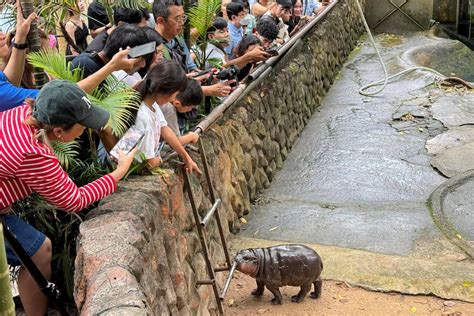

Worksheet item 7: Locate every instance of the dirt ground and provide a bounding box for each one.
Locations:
[225,272,474,315]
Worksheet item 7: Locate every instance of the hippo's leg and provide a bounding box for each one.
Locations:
[291,282,311,303]
[251,280,265,297]
[266,285,283,305]
[310,276,322,299]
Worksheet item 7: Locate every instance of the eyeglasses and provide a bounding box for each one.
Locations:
[169,14,188,24]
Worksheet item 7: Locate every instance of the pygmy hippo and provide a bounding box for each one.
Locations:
[234,244,323,305]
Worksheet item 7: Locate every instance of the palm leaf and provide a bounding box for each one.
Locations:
[99,0,148,10]
[35,0,78,33]
[27,50,84,82]
[51,141,80,170]
[188,0,222,38]
[188,0,221,68]
[89,78,141,137]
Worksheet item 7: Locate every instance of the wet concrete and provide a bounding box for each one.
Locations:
[235,33,474,301]
[241,33,451,256]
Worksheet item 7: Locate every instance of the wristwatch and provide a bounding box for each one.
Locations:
[13,42,28,50]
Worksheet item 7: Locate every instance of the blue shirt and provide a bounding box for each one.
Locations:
[302,0,321,16]
[225,22,243,58]
[0,72,39,112]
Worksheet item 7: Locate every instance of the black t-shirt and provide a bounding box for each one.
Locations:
[70,53,106,78]
[87,1,109,31]
[85,30,109,53]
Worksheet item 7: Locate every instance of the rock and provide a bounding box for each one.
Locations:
[430,142,474,177]
[443,301,456,307]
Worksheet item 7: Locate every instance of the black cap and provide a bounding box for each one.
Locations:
[33,80,110,129]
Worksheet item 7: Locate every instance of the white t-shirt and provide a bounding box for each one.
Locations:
[204,43,226,69]
[113,70,142,87]
[134,101,168,159]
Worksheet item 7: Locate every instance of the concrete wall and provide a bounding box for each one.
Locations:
[364,0,433,33]
[432,0,458,23]
[73,0,366,314]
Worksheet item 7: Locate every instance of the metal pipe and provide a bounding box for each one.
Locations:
[201,199,222,227]
[195,84,246,134]
[214,266,230,272]
[219,261,238,300]
[196,280,215,285]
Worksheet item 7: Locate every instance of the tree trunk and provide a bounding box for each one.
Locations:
[21,0,48,88]
[0,225,15,316]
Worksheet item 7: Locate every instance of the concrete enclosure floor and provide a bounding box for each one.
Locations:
[230,32,474,306]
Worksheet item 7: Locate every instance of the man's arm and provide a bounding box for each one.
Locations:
[76,48,140,93]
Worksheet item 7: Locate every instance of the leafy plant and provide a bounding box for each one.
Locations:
[188,0,222,69]
[27,50,84,82]
[97,0,149,26]
[51,141,80,170]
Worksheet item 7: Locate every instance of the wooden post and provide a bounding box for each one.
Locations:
[0,224,15,316]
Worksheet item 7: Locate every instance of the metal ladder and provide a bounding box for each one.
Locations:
[181,138,237,315]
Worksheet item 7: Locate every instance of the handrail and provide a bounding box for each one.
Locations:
[194,0,339,135]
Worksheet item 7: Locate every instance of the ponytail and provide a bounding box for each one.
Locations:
[135,60,187,100]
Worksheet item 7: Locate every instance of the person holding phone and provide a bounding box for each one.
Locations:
[71,24,151,80]
[0,80,138,316]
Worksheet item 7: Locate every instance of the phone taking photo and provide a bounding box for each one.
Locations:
[109,127,145,162]
[128,42,156,58]
[266,48,279,57]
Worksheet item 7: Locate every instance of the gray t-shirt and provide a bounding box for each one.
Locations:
[161,103,180,136]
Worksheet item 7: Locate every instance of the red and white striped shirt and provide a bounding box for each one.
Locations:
[0,104,117,213]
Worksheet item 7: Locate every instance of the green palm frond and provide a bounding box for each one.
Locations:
[35,0,78,33]
[100,0,148,10]
[89,78,141,137]
[52,141,80,170]
[27,50,84,82]
[188,0,221,68]
[188,0,221,39]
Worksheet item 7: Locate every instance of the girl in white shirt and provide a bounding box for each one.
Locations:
[133,60,201,173]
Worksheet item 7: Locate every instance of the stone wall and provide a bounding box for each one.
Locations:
[74,0,365,314]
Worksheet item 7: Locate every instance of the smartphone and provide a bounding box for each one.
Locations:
[266,48,279,57]
[128,42,156,58]
[109,127,145,161]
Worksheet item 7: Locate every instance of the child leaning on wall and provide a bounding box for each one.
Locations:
[133,60,201,173]
[161,78,204,146]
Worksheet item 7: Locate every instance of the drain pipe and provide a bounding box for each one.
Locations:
[194,1,338,135]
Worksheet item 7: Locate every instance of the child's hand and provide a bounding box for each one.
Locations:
[184,158,202,175]
[147,156,162,169]
[187,132,200,144]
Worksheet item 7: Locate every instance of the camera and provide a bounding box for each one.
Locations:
[215,65,240,81]
[202,65,240,87]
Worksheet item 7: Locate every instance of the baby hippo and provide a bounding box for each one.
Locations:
[235,244,323,305]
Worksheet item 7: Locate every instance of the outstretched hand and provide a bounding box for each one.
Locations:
[15,1,37,44]
[110,48,141,72]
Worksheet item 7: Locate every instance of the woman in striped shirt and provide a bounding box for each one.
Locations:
[0,78,137,315]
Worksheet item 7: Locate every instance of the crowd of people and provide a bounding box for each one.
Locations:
[0,0,332,314]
